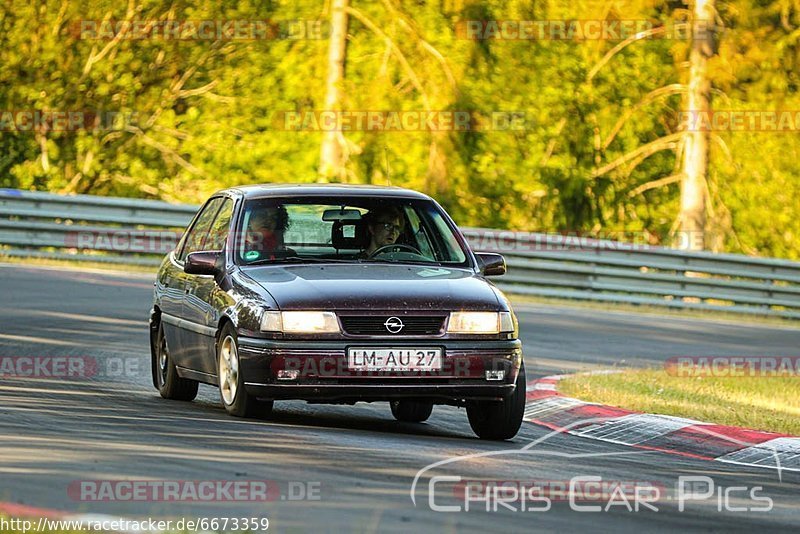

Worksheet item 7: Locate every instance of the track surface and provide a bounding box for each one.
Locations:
[0,264,798,533]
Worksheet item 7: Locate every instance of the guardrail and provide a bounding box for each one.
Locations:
[0,188,195,266]
[465,230,800,319]
[1,188,799,319]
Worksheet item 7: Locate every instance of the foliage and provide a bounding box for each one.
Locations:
[0,0,798,258]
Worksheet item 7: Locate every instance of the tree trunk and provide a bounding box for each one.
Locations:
[319,0,349,182]
[679,0,715,251]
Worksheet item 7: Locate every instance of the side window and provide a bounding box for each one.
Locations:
[204,198,234,251]
[177,197,223,262]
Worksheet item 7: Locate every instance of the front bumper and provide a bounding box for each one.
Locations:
[237,337,523,402]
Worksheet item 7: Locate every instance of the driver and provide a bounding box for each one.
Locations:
[363,207,405,257]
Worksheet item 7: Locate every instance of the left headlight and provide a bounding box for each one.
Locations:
[447,311,515,334]
[260,311,340,333]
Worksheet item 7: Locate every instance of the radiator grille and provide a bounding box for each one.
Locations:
[339,315,446,336]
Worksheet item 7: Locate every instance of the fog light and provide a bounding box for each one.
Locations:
[485,370,505,381]
[277,370,300,380]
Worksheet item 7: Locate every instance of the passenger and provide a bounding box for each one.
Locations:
[244,205,293,260]
[363,206,405,256]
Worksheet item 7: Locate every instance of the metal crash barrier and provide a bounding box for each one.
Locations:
[1,188,798,319]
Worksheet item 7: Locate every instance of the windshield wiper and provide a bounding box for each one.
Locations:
[359,258,443,266]
[245,256,355,266]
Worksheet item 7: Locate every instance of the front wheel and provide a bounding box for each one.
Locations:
[466,363,526,440]
[153,322,198,401]
[390,400,433,423]
[217,324,273,418]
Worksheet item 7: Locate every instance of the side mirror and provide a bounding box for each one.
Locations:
[185,251,223,276]
[475,252,506,276]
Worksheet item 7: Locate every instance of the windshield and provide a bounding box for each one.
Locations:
[235,196,469,267]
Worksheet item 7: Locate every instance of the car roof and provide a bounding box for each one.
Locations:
[221,183,432,200]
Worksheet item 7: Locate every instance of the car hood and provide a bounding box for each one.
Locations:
[241,263,501,311]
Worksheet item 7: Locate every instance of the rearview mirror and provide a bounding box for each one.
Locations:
[322,208,363,222]
[475,252,506,276]
[185,251,223,276]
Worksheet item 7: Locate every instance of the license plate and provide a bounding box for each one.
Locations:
[347,348,442,371]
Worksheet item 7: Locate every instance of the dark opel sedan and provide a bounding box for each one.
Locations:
[150,184,525,439]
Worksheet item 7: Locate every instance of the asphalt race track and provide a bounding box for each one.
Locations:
[1,263,799,533]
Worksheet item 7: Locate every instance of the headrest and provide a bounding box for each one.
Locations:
[331,220,370,250]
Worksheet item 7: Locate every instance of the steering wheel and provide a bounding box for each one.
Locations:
[368,243,422,258]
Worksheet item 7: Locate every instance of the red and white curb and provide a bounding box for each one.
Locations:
[525,374,800,474]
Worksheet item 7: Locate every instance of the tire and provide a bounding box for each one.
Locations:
[217,324,273,418]
[153,322,199,401]
[466,363,526,440]
[390,400,434,423]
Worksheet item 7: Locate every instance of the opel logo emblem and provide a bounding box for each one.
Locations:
[384,316,404,334]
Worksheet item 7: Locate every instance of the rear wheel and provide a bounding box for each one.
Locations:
[218,324,273,418]
[466,363,526,440]
[390,400,434,423]
[153,322,198,401]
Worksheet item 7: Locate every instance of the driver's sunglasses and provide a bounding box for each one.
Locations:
[377,222,402,233]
